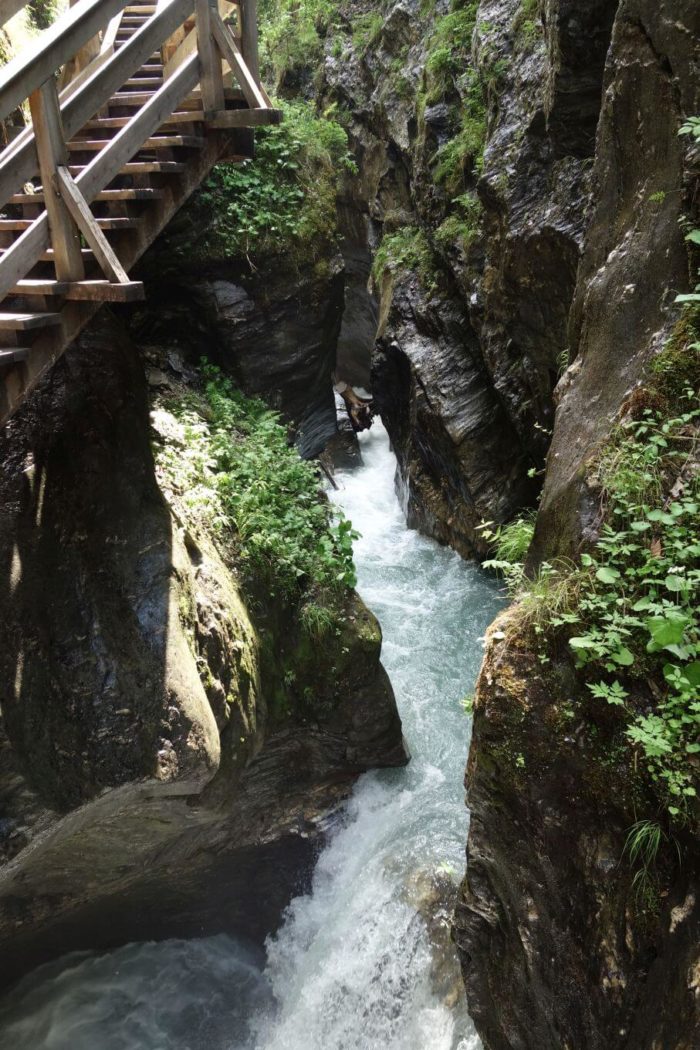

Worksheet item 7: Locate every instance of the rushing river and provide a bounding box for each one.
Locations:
[0,423,503,1050]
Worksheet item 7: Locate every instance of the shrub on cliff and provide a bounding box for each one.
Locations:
[482,319,700,821]
[154,364,357,601]
[189,99,354,269]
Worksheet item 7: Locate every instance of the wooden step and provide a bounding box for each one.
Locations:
[0,217,140,231]
[122,77,163,88]
[109,88,243,107]
[12,279,145,302]
[9,188,165,204]
[83,112,205,130]
[0,312,61,330]
[68,135,204,151]
[0,348,29,364]
[124,4,156,12]
[113,161,187,174]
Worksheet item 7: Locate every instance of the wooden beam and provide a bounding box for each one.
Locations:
[210,8,265,109]
[208,107,281,128]
[0,0,195,208]
[239,0,259,86]
[55,166,131,284]
[0,0,130,121]
[12,279,145,302]
[28,80,85,283]
[195,0,225,113]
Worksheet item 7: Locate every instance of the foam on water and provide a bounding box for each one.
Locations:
[0,423,503,1050]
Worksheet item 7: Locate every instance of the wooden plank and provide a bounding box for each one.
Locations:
[13,278,145,301]
[0,348,29,364]
[28,79,85,283]
[10,188,165,203]
[55,166,131,284]
[83,111,204,128]
[0,0,130,121]
[210,8,265,110]
[0,217,140,230]
[101,10,125,56]
[208,107,281,128]
[196,0,225,113]
[239,0,259,87]
[67,135,204,149]
[0,312,62,330]
[0,0,194,208]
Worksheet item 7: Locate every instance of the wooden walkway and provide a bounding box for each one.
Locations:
[0,0,279,423]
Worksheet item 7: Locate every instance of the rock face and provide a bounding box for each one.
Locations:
[454,1,700,1048]
[455,613,700,1050]
[373,270,532,558]
[133,220,346,460]
[0,313,406,988]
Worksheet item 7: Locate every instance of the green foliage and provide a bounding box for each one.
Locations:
[299,600,335,641]
[434,191,482,251]
[259,0,339,87]
[372,226,437,291]
[155,365,357,600]
[481,512,536,567]
[558,397,700,811]
[432,70,486,192]
[512,0,541,43]
[424,1,479,105]
[352,12,383,53]
[192,100,353,266]
[676,117,700,305]
[623,819,674,907]
[28,0,61,31]
[483,323,700,817]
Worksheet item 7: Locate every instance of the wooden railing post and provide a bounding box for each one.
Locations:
[196,0,225,114]
[28,78,85,282]
[239,0,259,85]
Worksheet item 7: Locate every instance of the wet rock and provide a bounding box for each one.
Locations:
[373,271,534,557]
[454,611,700,1050]
[0,313,406,989]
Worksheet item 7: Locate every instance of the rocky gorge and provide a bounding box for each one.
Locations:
[0,0,698,1048]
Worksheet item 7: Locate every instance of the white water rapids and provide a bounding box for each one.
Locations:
[0,423,503,1050]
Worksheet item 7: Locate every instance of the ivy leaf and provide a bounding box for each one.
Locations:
[611,647,635,666]
[685,230,700,245]
[664,574,687,591]
[645,612,690,651]
[596,566,621,584]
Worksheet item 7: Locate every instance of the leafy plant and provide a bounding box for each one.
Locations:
[188,100,354,267]
[154,364,358,601]
[372,226,438,292]
[675,116,700,305]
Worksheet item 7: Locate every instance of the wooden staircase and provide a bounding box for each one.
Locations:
[0,0,279,423]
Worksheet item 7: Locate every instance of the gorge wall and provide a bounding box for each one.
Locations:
[0,0,697,1045]
[265,0,700,1046]
[0,312,406,987]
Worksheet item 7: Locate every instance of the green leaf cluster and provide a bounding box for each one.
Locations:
[675,117,700,306]
[190,100,354,267]
[557,399,700,810]
[372,226,438,292]
[155,365,357,601]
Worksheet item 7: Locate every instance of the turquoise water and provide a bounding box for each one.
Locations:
[0,423,503,1050]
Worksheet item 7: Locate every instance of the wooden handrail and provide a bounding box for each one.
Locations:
[0,54,199,302]
[0,0,194,207]
[0,0,129,121]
